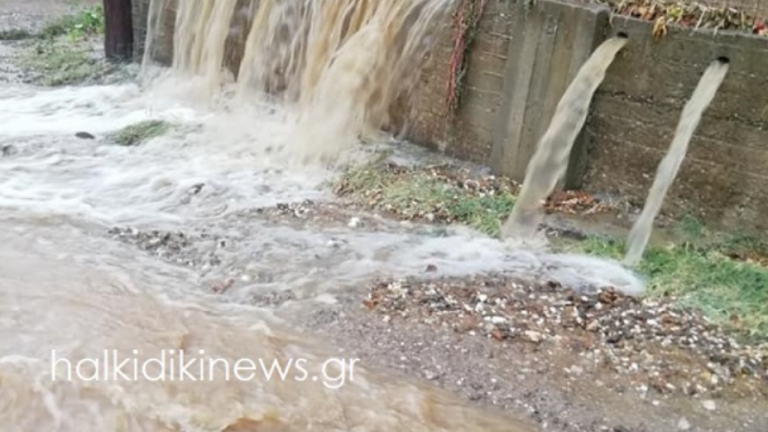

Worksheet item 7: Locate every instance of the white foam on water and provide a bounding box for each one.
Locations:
[0,81,333,227]
[0,76,644,299]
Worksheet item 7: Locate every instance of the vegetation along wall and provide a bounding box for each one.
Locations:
[132,0,768,234]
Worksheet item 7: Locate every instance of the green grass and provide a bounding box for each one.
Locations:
[567,236,768,340]
[334,161,768,340]
[38,3,104,41]
[0,29,35,41]
[110,120,172,146]
[20,38,102,86]
[336,163,516,236]
[13,3,106,86]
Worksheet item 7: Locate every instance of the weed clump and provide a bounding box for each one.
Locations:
[111,120,171,147]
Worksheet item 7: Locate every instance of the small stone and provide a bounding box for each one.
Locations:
[1,144,17,156]
[701,400,716,411]
[677,417,691,430]
[523,330,545,343]
[75,131,95,139]
[348,217,362,228]
[425,264,438,272]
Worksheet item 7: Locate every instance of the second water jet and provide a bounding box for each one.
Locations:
[624,58,730,266]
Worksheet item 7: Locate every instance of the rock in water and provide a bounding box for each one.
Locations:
[75,131,95,139]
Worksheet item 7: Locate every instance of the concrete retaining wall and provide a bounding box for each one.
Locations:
[586,18,768,230]
[131,0,768,233]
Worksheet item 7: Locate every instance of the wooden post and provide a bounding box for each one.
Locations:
[103,0,134,62]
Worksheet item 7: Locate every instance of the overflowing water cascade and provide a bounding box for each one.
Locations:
[624,58,730,266]
[142,0,452,163]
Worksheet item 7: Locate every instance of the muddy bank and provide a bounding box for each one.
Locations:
[303,285,768,432]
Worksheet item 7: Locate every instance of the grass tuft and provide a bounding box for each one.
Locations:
[111,120,171,147]
[0,29,35,41]
[20,38,102,86]
[335,162,516,236]
[38,4,104,40]
[13,3,107,86]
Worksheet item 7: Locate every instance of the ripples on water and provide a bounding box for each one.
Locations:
[0,73,643,431]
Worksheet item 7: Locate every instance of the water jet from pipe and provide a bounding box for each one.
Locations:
[500,36,628,242]
[624,59,729,266]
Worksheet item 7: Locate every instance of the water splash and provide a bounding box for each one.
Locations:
[143,0,452,163]
[500,36,628,241]
[624,58,729,266]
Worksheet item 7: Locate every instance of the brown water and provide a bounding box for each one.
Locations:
[624,58,729,266]
[500,36,628,242]
[0,2,651,430]
[143,0,448,164]
[0,221,539,432]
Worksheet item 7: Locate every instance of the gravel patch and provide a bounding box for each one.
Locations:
[363,275,768,399]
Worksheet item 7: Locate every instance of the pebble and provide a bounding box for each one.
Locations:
[523,330,545,343]
[701,399,717,411]
[677,417,692,430]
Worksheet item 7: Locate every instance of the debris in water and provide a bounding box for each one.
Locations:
[0,144,17,157]
[211,278,235,294]
[250,290,297,307]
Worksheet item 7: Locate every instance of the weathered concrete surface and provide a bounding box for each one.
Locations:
[488,0,611,186]
[584,18,768,231]
[405,0,768,233]
[403,0,512,164]
[404,0,618,188]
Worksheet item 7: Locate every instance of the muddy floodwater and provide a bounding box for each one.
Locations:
[0,73,560,431]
